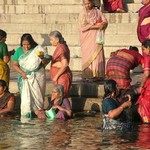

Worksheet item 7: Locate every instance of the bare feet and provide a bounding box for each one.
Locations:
[35,110,46,119]
[116,8,126,13]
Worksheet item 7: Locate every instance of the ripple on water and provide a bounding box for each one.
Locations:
[0,113,149,149]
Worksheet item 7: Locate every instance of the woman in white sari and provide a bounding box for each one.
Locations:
[13,34,51,119]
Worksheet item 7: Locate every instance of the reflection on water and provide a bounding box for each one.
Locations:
[0,113,150,149]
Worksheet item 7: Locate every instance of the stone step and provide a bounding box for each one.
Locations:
[0,0,82,5]
[125,0,142,3]
[5,32,140,47]
[1,22,138,35]
[0,13,139,24]
[127,3,142,12]
[9,70,142,99]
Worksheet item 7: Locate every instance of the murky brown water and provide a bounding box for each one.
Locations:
[0,112,150,150]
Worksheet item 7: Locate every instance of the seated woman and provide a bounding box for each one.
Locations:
[0,80,15,117]
[102,79,133,131]
[47,84,72,120]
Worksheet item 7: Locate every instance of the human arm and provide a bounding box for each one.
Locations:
[52,98,72,117]
[13,61,27,79]
[2,43,10,63]
[52,58,69,82]
[0,96,15,115]
[108,100,132,119]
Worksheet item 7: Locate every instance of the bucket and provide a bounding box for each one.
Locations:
[45,109,56,120]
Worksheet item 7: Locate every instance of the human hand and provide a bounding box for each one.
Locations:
[52,105,59,110]
[122,100,132,109]
[21,72,28,79]
[52,75,58,82]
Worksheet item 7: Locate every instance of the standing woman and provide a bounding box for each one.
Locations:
[49,31,72,98]
[0,29,10,86]
[13,33,50,119]
[79,0,108,81]
[137,39,150,123]
[137,0,150,44]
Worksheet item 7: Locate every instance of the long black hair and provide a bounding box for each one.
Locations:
[0,29,7,41]
[103,79,117,98]
[142,39,150,48]
[20,33,38,49]
[0,80,8,91]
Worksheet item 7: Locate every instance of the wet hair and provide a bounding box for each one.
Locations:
[142,39,150,48]
[129,46,139,52]
[0,80,8,91]
[20,33,38,49]
[0,29,7,40]
[103,79,117,98]
[49,30,67,45]
[53,84,64,106]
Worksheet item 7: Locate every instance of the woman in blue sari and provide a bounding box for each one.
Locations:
[102,79,133,131]
[13,34,50,119]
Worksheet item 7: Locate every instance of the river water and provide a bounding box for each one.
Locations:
[0,112,150,150]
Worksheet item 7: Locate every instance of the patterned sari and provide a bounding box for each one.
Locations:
[79,8,107,79]
[17,45,46,117]
[50,44,72,97]
[137,2,150,43]
[106,49,143,90]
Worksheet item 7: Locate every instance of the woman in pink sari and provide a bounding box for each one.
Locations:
[79,0,108,81]
[49,31,72,97]
[137,0,150,43]
[137,39,150,123]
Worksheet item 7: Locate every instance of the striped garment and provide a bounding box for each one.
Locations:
[106,55,135,90]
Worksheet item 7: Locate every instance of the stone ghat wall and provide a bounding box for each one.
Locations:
[0,0,142,71]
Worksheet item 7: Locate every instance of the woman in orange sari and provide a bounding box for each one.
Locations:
[79,0,108,81]
[49,31,72,97]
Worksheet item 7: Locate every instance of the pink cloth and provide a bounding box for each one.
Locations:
[138,55,150,123]
[50,44,72,97]
[137,2,150,43]
[79,8,107,79]
[103,0,124,12]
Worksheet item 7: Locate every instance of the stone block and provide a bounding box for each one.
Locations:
[24,5,42,14]
[45,13,79,24]
[105,34,141,46]
[105,24,117,35]
[117,23,137,34]
[0,14,11,23]
[5,5,16,14]
[104,13,139,23]
[127,3,142,12]
[44,5,82,14]
[17,0,82,5]
[15,5,25,13]
[10,14,45,23]
[0,5,4,13]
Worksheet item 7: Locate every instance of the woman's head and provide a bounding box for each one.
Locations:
[0,29,7,42]
[0,80,8,95]
[51,84,64,101]
[104,79,117,98]
[49,31,66,46]
[129,46,139,52]
[83,0,94,10]
[20,33,38,51]
[142,39,150,55]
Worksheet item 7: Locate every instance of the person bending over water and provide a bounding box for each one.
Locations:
[13,33,51,119]
[101,79,133,131]
[0,80,15,117]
